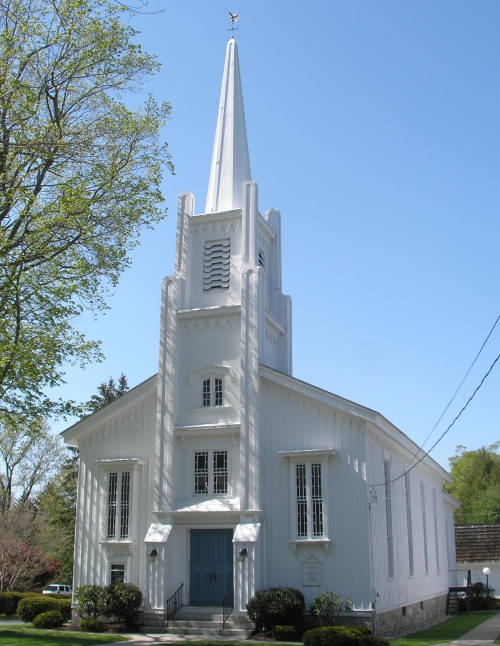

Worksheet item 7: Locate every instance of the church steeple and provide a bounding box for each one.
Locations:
[205,38,252,213]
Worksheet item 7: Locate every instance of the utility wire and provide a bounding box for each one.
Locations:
[406,314,500,472]
[370,348,500,490]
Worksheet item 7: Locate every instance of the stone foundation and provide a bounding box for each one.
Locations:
[374,594,448,638]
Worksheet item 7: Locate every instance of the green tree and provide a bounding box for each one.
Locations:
[38,373,129,581]
[84,373,129,413]
[0,0,172,421]
[445,443,500,524]
[37,448,78,583]
[0,505,58,591]
[0,415,65,513]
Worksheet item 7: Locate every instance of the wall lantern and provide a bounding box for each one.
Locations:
[149,548,158,563]
[238,548,248,561]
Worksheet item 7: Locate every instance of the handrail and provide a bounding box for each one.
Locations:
[222,589,234,628]
[165,583,183,626]
[448,569,471,588]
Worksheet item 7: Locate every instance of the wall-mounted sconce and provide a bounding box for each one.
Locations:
[238,548,248,562]
[149,548,158,563]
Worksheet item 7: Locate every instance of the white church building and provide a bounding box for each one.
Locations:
[63,38,459,636]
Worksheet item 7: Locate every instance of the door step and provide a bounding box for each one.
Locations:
[141,606,255,637]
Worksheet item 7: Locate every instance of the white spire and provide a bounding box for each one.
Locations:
[205,38,252,213]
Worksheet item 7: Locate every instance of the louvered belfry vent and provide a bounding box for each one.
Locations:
[203,239,230,290]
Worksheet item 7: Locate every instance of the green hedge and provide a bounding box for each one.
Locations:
[304,625,375,646]
[5,591,27,615]
[273,624,301,641]
[58,598,72,622]
[33,610,64,629]
[104,582,142,626]
[17,596,62,623]
[359,637,390,646]
[0,592,13,615]
[247,587,305,631]
[80,618,106,632]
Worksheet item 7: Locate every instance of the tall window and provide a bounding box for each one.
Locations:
[296,463,323,539]
[384,459,394,578]
[194,450,228,496]
[432,489,440,573]
[107,471,130,540]
[405,472,414,576]
[110,563,125,584]
[421,481,429,575]
[202,377,223,407]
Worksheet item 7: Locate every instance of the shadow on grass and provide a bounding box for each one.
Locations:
[0,625,127,646]
[390,612,498,646]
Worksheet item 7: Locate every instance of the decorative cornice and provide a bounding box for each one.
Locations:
[99,541,136,559]
[279,449,336,459]
[186,364,237,384]
[182,316,239,334]
[191,218,241,238]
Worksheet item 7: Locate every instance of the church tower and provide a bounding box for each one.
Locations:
[152,37,292,610]
[65,35,457,636]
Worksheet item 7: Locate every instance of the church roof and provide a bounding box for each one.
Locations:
[455,524,500,563]
[205,38,251,213]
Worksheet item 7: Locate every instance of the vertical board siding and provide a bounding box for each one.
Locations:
[365,431,450,612]
[74,393,156,592]
[260,379,372,609]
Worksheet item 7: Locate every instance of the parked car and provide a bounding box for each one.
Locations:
[42,583,73,596]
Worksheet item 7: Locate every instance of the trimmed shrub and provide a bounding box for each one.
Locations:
[359,637,389,646]
[104,582,142,626]
[310,591,353,626]
[6,591,26,615]
[0,592,13,615]
[470,582,497,610]
[304,625,372,646]
[273,624,301,641]
[33,610,64,629]
[80,618,106,632]
[17,596,61,623]
[58,598,72,622]
[75,585,106,620]
[247,587,305,631]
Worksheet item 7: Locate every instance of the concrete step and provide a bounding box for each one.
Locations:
[141,605,255,637]
[165,626,254,637]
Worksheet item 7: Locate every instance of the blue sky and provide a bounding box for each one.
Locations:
[52,1,500,472]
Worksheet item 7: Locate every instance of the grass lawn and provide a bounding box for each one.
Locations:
[0,624,129,645]
[389,611,498,645]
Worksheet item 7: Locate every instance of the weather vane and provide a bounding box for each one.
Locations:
[228,12,239,37]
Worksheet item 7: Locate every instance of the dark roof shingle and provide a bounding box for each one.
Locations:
[455,524,500,563]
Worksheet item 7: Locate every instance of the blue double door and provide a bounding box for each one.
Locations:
[190,529,233,605]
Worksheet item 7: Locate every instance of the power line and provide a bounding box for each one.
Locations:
[370,348,500,490]
[407,314,500,472]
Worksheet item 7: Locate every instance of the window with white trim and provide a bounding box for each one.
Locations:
[296,462,324,538]
[202,377,223,407]
[421,480,429,575]
[279,449,334,543]
[110,563,125,584]
[107,471,130,540]
[405,472,415,577]
[194,450,228,496]
[432,488,440,573]
[384,459,394,578]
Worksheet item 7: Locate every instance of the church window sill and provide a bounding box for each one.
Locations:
[290,539,332,552]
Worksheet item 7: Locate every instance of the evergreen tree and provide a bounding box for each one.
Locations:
[38,374,129,581]
[84,374,129,413]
